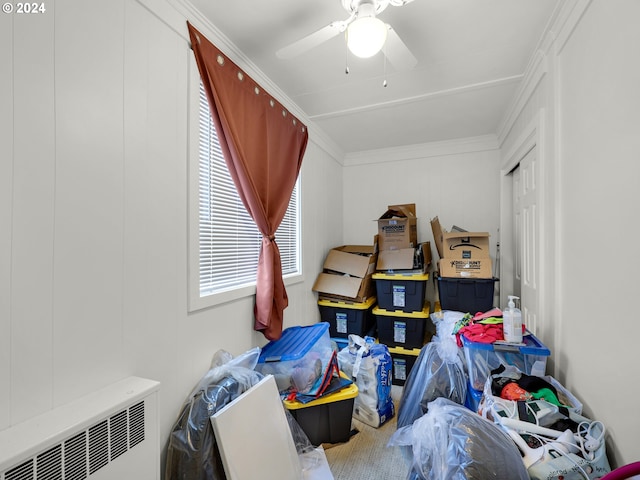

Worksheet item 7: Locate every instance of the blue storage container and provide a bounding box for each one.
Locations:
[464,381,483,412]
[461,330,550,391]
[257,323,333,393]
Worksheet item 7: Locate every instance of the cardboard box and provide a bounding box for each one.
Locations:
[442,231,490,259]
[377,204,418,251]
[430,216,445,259]
[376,242,432,273]
[431,216,493,278]
[312,244,378,302]
[438,258,492,278]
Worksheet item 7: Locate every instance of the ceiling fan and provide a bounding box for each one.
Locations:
[276,0,418,71]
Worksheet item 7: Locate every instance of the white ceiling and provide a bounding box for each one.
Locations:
[186,0,560,154]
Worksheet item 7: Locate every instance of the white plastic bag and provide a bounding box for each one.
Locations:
[338,335,394,428]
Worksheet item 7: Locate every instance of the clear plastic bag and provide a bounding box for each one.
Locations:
[389,397,530,480]
[397,313,468,429]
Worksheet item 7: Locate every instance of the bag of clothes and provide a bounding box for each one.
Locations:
[389,397,529,480]
[397,311,468,429]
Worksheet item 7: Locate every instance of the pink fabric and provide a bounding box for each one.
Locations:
[188,23,308,340]
[600,462,640,480]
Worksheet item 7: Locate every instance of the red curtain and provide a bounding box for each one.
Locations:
[188,23,308,340]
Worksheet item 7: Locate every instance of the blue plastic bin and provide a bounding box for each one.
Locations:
[461,330,550,391]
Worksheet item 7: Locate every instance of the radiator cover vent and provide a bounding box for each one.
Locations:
[1,401,145,480]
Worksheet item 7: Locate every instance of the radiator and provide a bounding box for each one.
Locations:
[0,376,160,480]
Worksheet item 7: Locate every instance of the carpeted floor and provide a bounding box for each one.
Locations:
[323,385,410,480]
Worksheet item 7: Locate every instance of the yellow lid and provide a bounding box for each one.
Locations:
[372,272,429,281]
[317,296,376,309]
[283,373,358,410]
[373,301,431,318]
[388,346,422,356]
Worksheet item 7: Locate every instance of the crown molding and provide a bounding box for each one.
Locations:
[343,134,499,167]
[496,0,592,146]
[137,0,346,163]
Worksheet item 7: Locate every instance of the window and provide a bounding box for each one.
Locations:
[189,78,301,310]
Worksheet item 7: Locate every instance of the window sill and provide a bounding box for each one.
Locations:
[188,273,304,313]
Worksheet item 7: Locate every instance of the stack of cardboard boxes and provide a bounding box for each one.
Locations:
[313,204,434,386]
[430,216,497,314]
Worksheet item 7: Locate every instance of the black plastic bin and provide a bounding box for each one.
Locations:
[437,277,498,314]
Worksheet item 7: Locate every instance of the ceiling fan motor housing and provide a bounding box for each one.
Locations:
[342,0,390,17]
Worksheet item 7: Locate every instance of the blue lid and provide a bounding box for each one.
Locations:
[461,330,550,356]
[258,322,330,363]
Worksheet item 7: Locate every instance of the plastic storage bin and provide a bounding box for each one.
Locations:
[256,322,333,393]
[373,272,429,313]
[283,378,358,446]
[388,346,421,386]
[461,331,551,391]
[374,302,431,349]
[437,276,498,314]
[318,296,376,338]
[464,380,483,412]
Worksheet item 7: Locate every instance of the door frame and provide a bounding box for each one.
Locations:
[499,110,546,312]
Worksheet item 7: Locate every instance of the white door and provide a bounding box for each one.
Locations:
[513,146,540,335]
[512,165,522,300]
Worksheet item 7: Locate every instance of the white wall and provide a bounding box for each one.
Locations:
[556,0,640,466]
[499,0,640,466]
[3,0,639,473]
[342,139,502,304]
[0,0,342,472]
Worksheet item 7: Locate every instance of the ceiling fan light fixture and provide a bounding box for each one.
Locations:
[346,16,388,58]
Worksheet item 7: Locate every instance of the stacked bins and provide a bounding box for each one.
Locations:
[387,346,421,386]
[373,271,431,383]
[317,296,377,340]
[437,276,498,314]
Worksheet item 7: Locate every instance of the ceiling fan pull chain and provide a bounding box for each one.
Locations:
[383,42,388,87]
[345,43,350,74]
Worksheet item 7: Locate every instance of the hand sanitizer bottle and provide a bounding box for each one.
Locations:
[503,295,523,343]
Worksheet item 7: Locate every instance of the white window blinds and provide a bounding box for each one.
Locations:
[198,84,300,297]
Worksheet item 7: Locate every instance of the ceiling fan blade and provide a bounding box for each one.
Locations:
[389,0,416,6]
[276,22,345,60]
[383,26,418,70]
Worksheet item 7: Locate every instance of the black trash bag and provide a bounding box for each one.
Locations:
[164,348,263,480]
[389,397,529,480]
[397,316,467,429]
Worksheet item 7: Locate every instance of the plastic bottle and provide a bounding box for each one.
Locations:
[503,295,523,343]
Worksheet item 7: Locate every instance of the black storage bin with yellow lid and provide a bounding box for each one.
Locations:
[317,296,376,338]
[373,271,429,313]
[374,302,431,350]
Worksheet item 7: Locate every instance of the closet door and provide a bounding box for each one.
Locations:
[515,146,540,335]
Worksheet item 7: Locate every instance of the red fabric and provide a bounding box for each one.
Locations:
[188,23,309,340]
[458,323,504,344]
[500,382,532,401]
